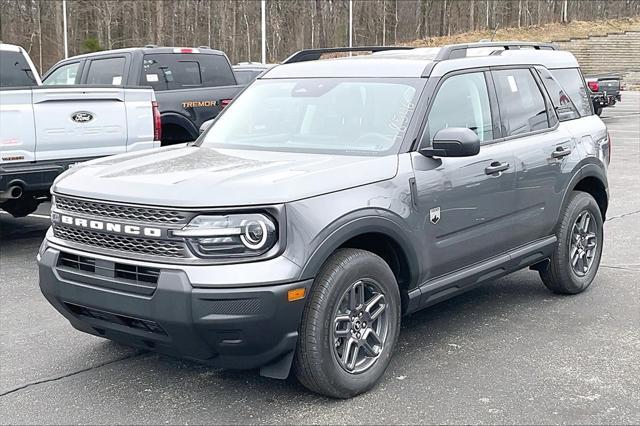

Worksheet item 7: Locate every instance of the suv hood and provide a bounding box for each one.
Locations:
[53,145,399,207]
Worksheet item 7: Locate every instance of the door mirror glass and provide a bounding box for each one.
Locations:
[420,127,480,157]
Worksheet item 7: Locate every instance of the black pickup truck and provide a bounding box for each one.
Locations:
[586,74,622,115]
[42,46,243,144]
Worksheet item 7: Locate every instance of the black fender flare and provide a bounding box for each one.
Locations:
[161,112,199,140]
[556,160,609,224]
[298,210,422,289]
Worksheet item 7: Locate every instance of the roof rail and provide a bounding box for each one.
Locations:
[435,41,558,60]
[282,46,414,64]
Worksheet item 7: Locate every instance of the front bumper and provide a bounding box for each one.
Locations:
[38,245,312,372]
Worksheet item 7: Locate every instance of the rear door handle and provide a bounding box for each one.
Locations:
[484,161,510,175]
[551,146,572,159]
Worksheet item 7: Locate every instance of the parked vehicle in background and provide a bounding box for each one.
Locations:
[42,46,243,145]
[586,74,622,115]
[232,62,275,85]
[0,43,41,87]
[39,43,609,399]
[1,43,160,218]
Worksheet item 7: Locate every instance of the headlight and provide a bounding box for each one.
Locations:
[173,213,277,258]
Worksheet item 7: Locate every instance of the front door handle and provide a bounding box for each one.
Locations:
[485,161,510,175]
[551,146,572,159]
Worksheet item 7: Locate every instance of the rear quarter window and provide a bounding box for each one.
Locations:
[550,68,593,117]
[141,53,236,91]
[536,67,580,122]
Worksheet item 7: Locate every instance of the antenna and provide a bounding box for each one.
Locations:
[490,24,500,42]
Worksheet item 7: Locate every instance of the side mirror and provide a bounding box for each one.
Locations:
[419,127,481,157]
[199,119,214,134]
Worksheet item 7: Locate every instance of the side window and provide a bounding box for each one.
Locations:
[86,57,126,85]
[492,68,549,137]
[425,72,493,144]
[43,62,80,85]
[550,68,592,117]
[536,67,580,122]
[141,54,235,91]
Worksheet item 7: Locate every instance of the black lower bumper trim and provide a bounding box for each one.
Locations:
[38,248,312,370]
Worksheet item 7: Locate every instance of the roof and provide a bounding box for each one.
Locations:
[262,42,579,79]
[61,46,227,61]
[0,43,23,52]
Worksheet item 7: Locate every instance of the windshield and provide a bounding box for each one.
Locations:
[199,78,424,155]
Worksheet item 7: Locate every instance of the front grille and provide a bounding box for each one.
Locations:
[55,195,188,225]
[58,251,160,286]
[115,263,160,284]
[58,252,96,273]
[53,225,187,258]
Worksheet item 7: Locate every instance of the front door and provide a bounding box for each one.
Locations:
[412,71,517,282]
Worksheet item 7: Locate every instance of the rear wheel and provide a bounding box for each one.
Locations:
[594,105,603,116]
[294,248,401,398]
[540,191,603,294]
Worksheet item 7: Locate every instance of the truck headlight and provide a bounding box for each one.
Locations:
[172,213,277,258]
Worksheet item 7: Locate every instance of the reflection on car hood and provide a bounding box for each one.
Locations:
[53,145,399,207]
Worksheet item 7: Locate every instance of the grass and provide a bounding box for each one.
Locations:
[405,17,640,47]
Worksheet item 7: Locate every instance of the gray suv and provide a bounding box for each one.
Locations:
[38,43,610,398]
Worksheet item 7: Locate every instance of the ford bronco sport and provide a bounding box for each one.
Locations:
[38,43,610,398]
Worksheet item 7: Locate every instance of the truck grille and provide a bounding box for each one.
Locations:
[53,225,187,258]
[55,195,188,225]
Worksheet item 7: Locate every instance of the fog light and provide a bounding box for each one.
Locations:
[288,287,306,302]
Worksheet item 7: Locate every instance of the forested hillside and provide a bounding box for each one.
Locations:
[1,0,639,74]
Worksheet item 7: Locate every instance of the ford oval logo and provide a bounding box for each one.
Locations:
[71,111,94,123]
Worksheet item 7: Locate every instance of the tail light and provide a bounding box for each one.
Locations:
[587,81,599,92]
[220,99,232,109]
[152,101,162,142]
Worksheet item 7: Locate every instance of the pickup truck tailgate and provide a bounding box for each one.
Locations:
[32,87,128,161]
[598,78,620,96]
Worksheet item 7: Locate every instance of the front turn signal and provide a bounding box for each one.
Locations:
[287,288,306,302]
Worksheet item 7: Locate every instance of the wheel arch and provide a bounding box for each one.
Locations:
[299,214,421,313]
[161,112,199,143]
[562,162,609,222]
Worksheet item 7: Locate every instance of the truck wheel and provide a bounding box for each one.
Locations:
[540,192,603,294]
[1,196,39,218]
[294,248,401,398]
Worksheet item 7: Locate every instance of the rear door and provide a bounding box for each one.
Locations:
[492,67,575,241]
[31,87,128,161]
[412,70,518,280]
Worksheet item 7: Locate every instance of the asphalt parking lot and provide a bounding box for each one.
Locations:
[1,93,638,425]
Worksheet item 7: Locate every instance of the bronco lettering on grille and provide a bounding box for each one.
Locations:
[57,214,162,238]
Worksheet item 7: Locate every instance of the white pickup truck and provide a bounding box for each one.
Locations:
[0,43,161,217]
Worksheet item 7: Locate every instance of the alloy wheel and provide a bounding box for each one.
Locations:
[331,278,389,374]
[570,210,598,277]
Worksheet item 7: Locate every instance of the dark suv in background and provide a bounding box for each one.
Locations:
[42,46,243,145]
[39,43,609,399]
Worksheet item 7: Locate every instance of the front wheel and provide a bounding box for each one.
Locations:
[540,191,604,294]
[293,248,401,398]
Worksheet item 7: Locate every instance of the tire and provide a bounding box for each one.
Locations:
[540,191,604,294]
[1,196,39,218]
[293,248,401,398]
[595,105,603,116]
